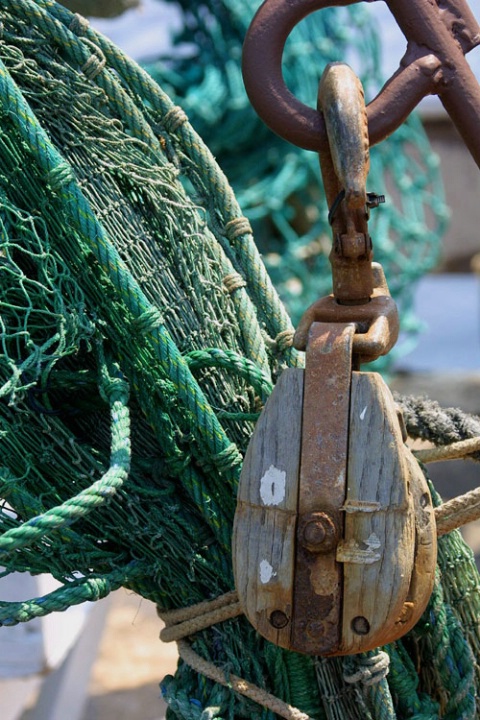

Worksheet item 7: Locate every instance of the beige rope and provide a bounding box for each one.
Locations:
[176,639,314,720]
[415,435,480,534]
[223,272,247,294]
[414,435,480,463]
[435,486,480,537]
[159,592,313,719]
[159,591,242,642]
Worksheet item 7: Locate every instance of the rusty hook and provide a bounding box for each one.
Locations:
[317,63,374,305]
[242,0,480,167]
[293,63,399,362]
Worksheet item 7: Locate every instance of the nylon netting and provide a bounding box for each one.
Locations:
[0,1,479,719]
[145,0,449,336]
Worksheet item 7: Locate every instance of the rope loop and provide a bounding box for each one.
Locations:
[69,13,90,36]
[223,272,247,293]
[162,105,188,134]
[224,217,253,241]
[343,651,390,688]
[101,375,129,404]
[209,442,243,474]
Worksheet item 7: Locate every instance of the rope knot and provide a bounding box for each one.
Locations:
[81,43,107,80]
[87,576,112,601]
[214,443,243,474]
[163,106,188,134]
[223,272,247,294]
[274,329,294,353]
[101,375,130,404]
[47,162,75,192]
[69,13,90,35]
[224,217,253,241]
[132,307,164,335]
[343,650,390,688]
[200,443,242,475]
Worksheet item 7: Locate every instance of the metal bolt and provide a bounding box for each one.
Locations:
[303,520,326,547]
[301,512,337,553]
[270,610,289,629]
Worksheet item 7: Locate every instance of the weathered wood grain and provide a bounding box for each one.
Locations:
[339,372,436,653]
[232,367,303,648]
[233,335,437,657]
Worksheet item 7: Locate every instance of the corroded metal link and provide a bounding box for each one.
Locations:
[242,0,480,168]
[317,63,373,304]
[294,264,400,364]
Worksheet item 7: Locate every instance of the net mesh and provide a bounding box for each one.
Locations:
[0,2,478,719]
[145,0,449,333]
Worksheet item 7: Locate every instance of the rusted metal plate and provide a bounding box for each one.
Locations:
[291,321,354,655]
[293,263,399,364]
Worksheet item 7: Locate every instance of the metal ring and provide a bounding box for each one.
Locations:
[242,0,437,152]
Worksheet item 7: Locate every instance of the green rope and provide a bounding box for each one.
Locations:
[410,575,476,719]
[0,49,244,484]
[0,4,475,720]
[0,350,130,554]
[185,348,273,402]
[37,0,302,369]
[0,563,140,626]
[385,644,439,720]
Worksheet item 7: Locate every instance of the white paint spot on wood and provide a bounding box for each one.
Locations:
[260,465,286,506]
[259,559,277,584]
[360,405,368,420]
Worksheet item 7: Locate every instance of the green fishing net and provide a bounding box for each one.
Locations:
[0,1,479,719]
[145,0,449,330]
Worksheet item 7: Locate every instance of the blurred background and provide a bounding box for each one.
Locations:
[86,0,480,376]
[2,1,480,719]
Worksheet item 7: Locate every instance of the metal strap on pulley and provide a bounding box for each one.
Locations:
[233,52,437,656]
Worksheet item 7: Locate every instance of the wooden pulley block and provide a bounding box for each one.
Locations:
[232,321,437,656]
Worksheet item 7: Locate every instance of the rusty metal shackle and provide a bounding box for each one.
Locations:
[242,0,480,167]
[317,62,374,304]
[293,63,399,362]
